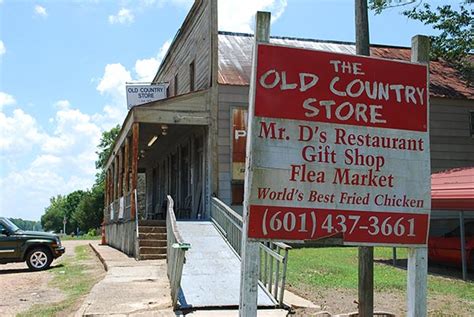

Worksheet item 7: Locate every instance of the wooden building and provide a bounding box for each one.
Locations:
[103,0,474,258]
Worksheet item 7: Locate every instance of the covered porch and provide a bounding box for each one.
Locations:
[103,90,212,258]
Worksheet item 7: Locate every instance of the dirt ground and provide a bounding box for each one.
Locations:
[289,284,474,316]
[0,240,102,317]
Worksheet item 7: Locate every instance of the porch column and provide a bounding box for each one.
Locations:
[104,170,109,207]
[130,123,139,219]
[118,146,124,198]
[124,137,130,193]
[114,156,119,201]
[108,168,113,206]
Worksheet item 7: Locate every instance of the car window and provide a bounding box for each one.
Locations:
[2,218,20,232]
[0,223,7,235]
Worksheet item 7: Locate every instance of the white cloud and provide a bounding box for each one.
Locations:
[0,98,104,219]
[0,40,5,56]
[218,0,287,33]
[0,109,46,155]
[108,8,134,25]
[134,58,160,82]
[158,39,171,60]
[97,63,132,99]
[134,40,171,82]
[0,92,16,110]
[34,5,48,17]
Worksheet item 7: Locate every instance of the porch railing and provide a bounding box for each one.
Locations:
[166,195,191,309]
[104,191,133,223]
[210,197,291,307]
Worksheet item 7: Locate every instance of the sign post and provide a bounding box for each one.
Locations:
[355,0,373,315]
[239,11,271,317]
[407,34,430,317]
[240,20,431,317]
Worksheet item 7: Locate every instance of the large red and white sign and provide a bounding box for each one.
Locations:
[245,43,430,246]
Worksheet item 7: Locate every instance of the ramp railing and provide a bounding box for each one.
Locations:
[166,195,191,308]
[210,197,291,307]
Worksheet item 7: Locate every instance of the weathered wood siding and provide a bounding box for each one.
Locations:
[153,0,211,96]
[430,97,474,171]
[217,85,474,203]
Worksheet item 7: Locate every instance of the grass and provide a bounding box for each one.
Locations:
[17,245,101,317]
[286,247,474,301]
[60,235,101,241]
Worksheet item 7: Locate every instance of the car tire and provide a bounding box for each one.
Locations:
[26,247,53,271]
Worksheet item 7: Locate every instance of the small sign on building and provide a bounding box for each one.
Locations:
[244,43,430,246]
[126,83,167,109]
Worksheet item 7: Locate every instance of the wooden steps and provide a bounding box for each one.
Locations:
[137,221,167,260]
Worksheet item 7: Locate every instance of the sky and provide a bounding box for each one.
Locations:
[0,0,455,221]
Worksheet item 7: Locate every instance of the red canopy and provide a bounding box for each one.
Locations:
[431,167,474,211]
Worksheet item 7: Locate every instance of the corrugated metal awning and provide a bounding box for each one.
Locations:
[431,167,474,210]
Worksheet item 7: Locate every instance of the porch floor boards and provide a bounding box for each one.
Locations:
[176,221,276,309]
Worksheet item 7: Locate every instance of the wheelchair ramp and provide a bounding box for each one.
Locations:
[176,221,276,309]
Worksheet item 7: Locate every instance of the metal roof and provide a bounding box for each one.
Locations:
[432,167,474,210]
[218,31,474,100]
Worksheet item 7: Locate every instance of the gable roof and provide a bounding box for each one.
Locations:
[218,32,474,100]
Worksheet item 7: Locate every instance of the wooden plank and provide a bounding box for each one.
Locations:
[134,109,210,125]
[131,123,139,219]
[240,11,271,317]
[140,90,209,111]
[407,34,429,317]
[431,135,474,146]
[154,0,211,93]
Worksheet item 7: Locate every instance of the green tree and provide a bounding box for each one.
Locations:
[73,183,105,231]
[370,1,473,81]
[10,218,42,231]
[41,195,66,233]
[63,190,86,232]
[95,124,121,184]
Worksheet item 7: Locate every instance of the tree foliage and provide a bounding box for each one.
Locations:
[41,195,66,233]
[95,124,121,184]
[10,218,42,231]
[73,183,105,231]
[370,1,473,82]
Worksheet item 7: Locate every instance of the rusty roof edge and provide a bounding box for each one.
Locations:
[217,30,413,50]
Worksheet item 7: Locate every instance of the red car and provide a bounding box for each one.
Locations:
[428,221,474,269]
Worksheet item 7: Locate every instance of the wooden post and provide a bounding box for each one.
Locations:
[355,1,373,316]
[114,156,119,201]
[239,11,271,317]
[407,34,430,317]
[105,170,109,206]
[355,0,370,56]
[358,247,373,317]
[459,211,467,280]
[130,123,139,219]
[124,137,130,194]
[209,0,219,209]
[118,146,123,198]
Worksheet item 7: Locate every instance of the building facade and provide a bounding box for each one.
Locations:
[103,0,474,257]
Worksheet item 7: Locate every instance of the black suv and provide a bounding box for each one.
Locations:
[0,217,65,271]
